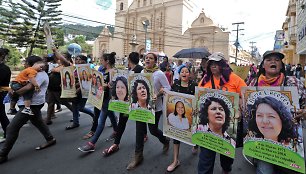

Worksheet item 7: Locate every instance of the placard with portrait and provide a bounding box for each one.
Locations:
[163,90,196,145]
[87,69,104,109]
[60,66,76,98]
[242,86,305,173]
[192,87,239,158]
[128,73,155,124]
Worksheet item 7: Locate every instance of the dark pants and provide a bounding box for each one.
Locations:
[71,97,94,125]
[198,147,233,174]
[10,82,34,102]
[0,92,10,138]
[89,107,100,132]
[46,90,73,121]
[135,111,167,152]
[0,105,54,157]
[114,113,128,145]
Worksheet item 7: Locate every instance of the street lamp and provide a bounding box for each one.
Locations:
[142,20,150,52]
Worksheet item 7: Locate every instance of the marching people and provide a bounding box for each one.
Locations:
[198,52,246,174]
[65,55,94,130]
[248,50,305,174]
[126,52,171,170]
[102,52,148,156]
[0,48,11,143]
[166,65,198,172]
[0,56,56,164]
[77,52,118,152]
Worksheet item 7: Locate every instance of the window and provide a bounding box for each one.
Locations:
[144,0,147,6]
[120,2,123,11]
[138,0,140,7]
[201,17,204,23]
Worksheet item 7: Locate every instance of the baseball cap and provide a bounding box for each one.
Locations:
[263,51,284,60]
[208,52,225,62]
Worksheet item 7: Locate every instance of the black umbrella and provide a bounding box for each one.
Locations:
[173,47,211,59]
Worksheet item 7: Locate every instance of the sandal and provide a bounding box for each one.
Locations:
[102,144,119,157]
[144,134,148,143]
[35,138,56,150]
[82,131,94,140]
[65,123,79,130]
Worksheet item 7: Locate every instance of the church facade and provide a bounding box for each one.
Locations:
[93,0,230,60]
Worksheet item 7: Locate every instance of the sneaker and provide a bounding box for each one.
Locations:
[105,132,116,142]
[7,108,17,115]
[21,108,34,115]
[78,142,95,152]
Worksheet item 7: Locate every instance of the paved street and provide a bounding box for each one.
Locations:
[0,104,257,174]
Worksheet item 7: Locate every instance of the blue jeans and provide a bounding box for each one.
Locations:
[72,98,94,125]
[198,147,233,174]
[256,160,274,174]
[90,101,118,144]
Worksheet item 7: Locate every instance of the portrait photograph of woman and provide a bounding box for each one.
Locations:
[87,69,104,109]
[163,90,196,146]
[242,87,305,173]
[76,65,91,98]
[60,66,76,98]
[111,75,128,102]
[128,73,155,124]
[197,96,236,147]
[192,88,239,159]
[245,95,304,155]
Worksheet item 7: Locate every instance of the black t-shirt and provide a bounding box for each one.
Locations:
[48,71,61,91]
[171,79,196,95]
[132,64,143,73]
[0,63,11,87]
[103,70,110,101]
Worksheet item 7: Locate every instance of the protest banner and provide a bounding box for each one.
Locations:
[163,90,196,145]
[76,64,91,98]
[43,22,53,51]
[242,86,305,173]
[128,73,155,124]
[108,70,129,114]
[192,87,239,158]
[229,64,249,80]
[60,66,76,98]
[87,69,104,109]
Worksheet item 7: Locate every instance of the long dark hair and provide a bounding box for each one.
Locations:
[112,76,128,101]
[102,52,116,67]
[202,59,232,86]
[131,79,150,105]
[248,96,297,142]
[199,97,231,133]
[174,101,186,118]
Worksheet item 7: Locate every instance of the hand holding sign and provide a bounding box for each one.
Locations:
[43,22,53,50]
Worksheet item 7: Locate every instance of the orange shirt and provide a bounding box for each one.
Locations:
[198,73,246,94]
[14,67,37,84]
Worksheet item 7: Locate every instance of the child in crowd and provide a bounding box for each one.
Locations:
[8,61,45,115]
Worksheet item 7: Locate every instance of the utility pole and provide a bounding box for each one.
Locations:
[249,41,256,57]
[232,22,244,65]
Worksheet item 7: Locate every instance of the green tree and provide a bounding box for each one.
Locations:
[0,0,23,46]
[17,0,62,56]
[3,45,22,67]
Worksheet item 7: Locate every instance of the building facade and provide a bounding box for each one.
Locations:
[297,0,306,64]
[93,0,230,60]
[282,0,306,65]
